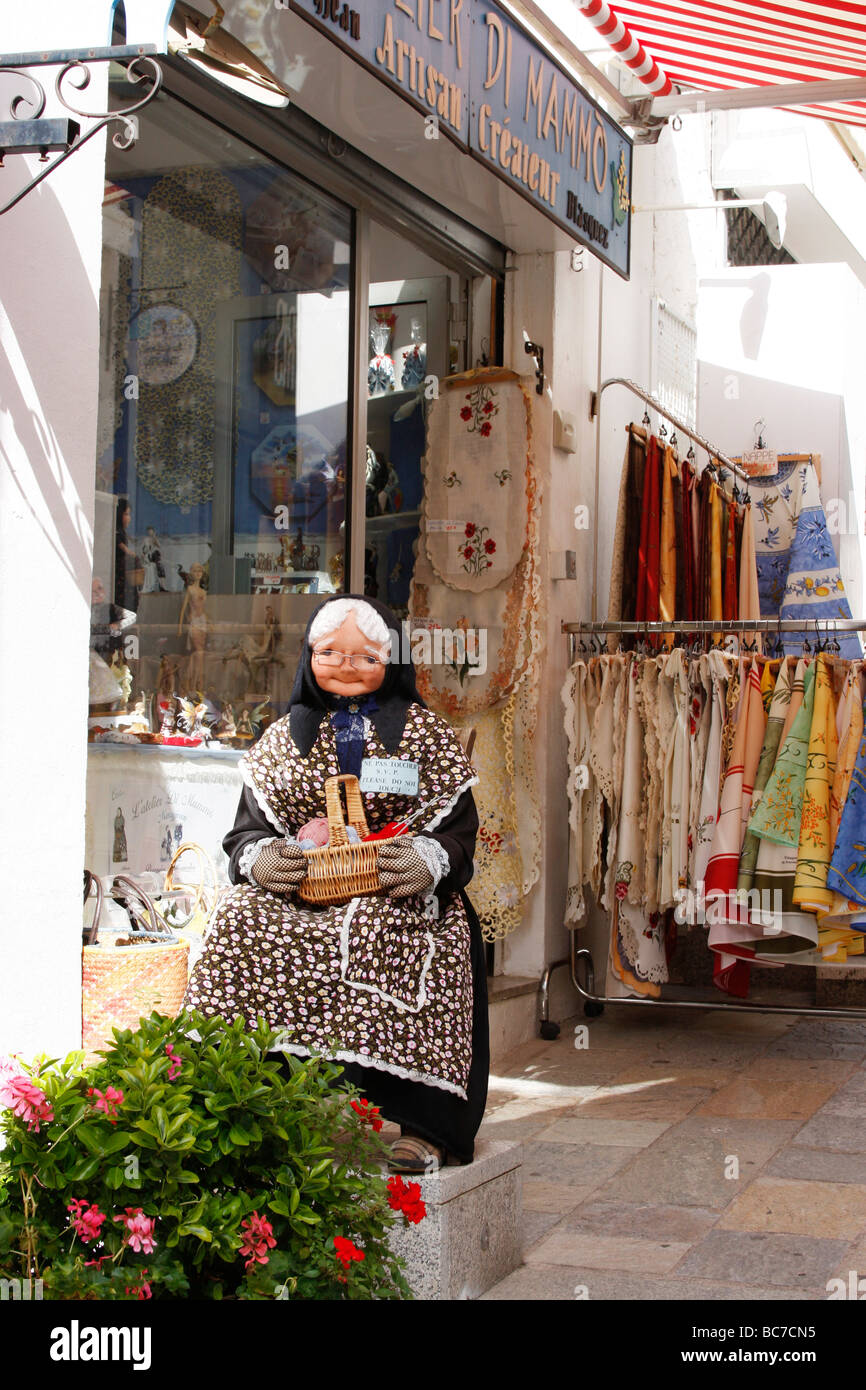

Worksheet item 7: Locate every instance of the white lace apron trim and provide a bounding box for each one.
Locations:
[411,835,452,921]
[239,758,287,835]
[338,897,437,1013]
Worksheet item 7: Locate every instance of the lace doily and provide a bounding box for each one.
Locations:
[455,693,524,941]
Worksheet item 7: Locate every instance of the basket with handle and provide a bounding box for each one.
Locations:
[161,841,221,936]
[296,773,408,907]
[82,870,190,1060]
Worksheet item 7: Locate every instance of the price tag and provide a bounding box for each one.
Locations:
[740,449,778,477]
[426,519,465,533]
[359,758,419,796]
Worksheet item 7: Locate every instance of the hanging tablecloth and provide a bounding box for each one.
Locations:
[421,369,529,592]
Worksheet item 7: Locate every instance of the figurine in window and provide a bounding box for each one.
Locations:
[178,561,209,693]
[114,497,142,612]
[109,649,133,707]
[141,527,168,593]
[112,807,128,863]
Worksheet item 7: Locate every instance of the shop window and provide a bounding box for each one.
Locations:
[90,81,352,748]
[363,221,468,616]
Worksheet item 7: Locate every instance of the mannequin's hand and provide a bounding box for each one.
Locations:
[251,840,307,895]
[377,838,434,899]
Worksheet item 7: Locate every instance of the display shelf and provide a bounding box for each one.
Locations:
[88,741,245,761]
[365,509,421,535]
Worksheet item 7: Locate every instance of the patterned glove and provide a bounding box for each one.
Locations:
[377,838,434,898]
[251,839,307,895]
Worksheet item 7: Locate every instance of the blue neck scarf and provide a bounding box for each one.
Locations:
[330,694,379,778]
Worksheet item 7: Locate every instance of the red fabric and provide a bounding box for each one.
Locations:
[636,435,662,630]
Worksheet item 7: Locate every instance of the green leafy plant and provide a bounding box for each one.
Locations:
[0,1010,418,1300]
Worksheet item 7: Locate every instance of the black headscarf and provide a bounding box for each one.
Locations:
[288,594,425,757]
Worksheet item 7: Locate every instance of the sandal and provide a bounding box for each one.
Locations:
[388,1133,445,1173]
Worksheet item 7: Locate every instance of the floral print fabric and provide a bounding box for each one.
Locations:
[185,704,477,1098]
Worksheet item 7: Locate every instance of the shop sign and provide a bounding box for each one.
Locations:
[288,0,632,277]
[289,0,470,143]
[468,6,631,278]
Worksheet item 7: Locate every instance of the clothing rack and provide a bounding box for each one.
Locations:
[562,617,866,662]
[588,377,752,483]
[538,614,866,1037]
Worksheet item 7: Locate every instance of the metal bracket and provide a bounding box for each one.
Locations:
[0,46,162,216]
[524,339,544,395]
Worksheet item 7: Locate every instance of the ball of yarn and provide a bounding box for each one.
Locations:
[297,817,330,847]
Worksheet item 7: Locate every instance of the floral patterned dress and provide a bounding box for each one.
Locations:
[185,703,479,1100]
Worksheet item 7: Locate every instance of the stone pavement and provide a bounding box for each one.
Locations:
[477,1004,866,1300]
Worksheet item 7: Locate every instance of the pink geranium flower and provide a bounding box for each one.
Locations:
[68,1199,107,1244]
[164,1044,182,1081]
[114,1208,157,1255]
[88,1085,124,1124]
[0,1059,54,1132]
[125,1270,152,1300]
[239,1211,277,1271]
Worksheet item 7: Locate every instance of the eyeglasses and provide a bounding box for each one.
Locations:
[311,648,387,670]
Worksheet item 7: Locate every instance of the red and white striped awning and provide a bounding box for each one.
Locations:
[578,1,866,128]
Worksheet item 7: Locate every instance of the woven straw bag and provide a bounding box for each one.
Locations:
[296,773,408,907]
[82,871,190,1059]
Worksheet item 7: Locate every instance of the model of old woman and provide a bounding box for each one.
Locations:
[185,595,489,1170]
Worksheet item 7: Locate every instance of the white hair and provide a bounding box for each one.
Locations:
[308,598,390,648]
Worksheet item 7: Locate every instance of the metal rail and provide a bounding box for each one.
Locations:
[588,376,751,482]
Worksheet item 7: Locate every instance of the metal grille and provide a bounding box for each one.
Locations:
[650,297,697,430]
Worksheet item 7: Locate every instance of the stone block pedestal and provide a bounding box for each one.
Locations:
[387,1139,522,1300]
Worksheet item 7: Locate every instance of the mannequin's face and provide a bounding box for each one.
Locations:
[310,611,389,697]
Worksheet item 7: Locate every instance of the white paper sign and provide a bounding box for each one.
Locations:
[359,758,419,796]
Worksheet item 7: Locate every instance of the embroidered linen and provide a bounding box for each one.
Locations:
[422,369,529,592]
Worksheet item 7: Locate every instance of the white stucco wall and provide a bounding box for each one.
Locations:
[0,2,114,1055]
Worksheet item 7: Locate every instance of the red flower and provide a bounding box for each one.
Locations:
[479,422,492,437]
[68,1199,107,1244]
[465,523,476,538]
[114,1208,157,1255]
[88,1085,124,1124]
[387,1174,427,1225]
[333,1236,365,1271]
[125,1270,152,1300]
[164,1044,182,1081]
[484,538,496,554]
[614,881,628,901]
[239,1211,277,1271]
[350,1098,383,1132]
[459,406,472,421]
[482,401,494,414]
[463,547,474,560]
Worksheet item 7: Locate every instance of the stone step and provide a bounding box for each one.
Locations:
[387,1139,523,1300]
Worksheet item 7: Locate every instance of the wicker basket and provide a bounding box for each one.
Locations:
[82,871,190,1060]
[296,773,406,907]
